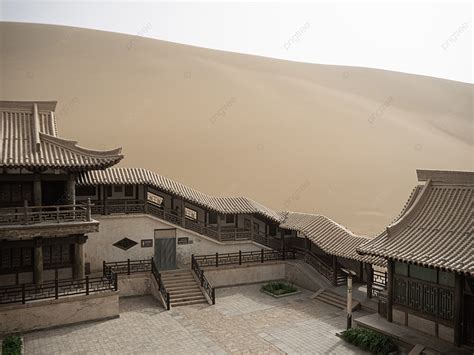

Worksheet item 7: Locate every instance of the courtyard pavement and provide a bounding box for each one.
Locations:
[24,284,369,354]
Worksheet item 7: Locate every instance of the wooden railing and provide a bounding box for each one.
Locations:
[151,262,171,310]
[393,274,455,321]
[193,249,296,268]
[191,255,215,305]
[90,199,283,245]
[0,273,117,305]
[103,258,152,275]
[0,200,92,226]
[103,258,170,310]
[291,247,346,286]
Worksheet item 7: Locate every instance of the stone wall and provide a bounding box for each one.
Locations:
[0,292,119,335]
[204,260,327,291]
[87,214,266,273]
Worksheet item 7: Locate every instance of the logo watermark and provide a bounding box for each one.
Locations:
[368,96,395,124]
[442,22,470,51]
[209,97,237,124]
[283,180,311,209]
[126,22,152,51]
[284,22,311,50]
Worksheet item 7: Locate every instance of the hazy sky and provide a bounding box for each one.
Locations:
[2,1,473,83]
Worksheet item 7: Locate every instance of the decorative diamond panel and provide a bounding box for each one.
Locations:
[113,238,138,251]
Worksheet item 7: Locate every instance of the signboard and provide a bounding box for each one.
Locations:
[177,237,193,245]
[141,239,153,248]
[147,192,163,206]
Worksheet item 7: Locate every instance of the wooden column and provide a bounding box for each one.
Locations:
[250,215,255,240]
[104,185,109,214]
[359,262,364,282]
[73,235,87,280]
[66,173,76,204]
[33,239,43,285]
[386,259,394,322]
[366,263,374,299]
[454,273,464,346]
[332,255,338,286]
[33,173,42,206]
[305,237,311,251]
[181,199,186,226]
[217,214,222,241]
[280,230,285,250]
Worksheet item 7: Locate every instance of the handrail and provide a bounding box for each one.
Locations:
[0,200,93,226]
[0,273,117,305]
[191,255,215,305]
[151,261,171,310]
[193,249,296,268]
[103,258,152,275]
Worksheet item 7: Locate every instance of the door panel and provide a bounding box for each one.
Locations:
[154,229,176,270]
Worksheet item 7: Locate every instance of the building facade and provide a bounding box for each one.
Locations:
[0,101,122,286]
[358,170,474,347]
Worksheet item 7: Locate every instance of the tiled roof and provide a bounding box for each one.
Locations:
[0,101,123,170]
[358,170,474,275]
[77,167,284,222]
[281,212,384,265]
[78,167,384,265]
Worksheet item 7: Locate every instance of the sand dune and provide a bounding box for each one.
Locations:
[1,22,472,235]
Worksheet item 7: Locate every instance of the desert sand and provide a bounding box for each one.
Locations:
[1,22,472,236]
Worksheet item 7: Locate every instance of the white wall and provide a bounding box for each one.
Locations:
[86,214,267,273]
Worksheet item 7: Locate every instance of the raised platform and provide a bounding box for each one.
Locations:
[355,313,471,354]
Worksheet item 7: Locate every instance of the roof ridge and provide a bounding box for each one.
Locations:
[40,133,123,157]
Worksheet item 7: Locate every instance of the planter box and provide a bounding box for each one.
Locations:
[261,289,301,298]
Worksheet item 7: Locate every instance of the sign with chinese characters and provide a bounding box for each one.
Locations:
[184,207,197,220]
[178,237,193,245]
[141,239,153,248]
[147,192,163,206]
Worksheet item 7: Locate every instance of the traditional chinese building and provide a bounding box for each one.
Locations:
[0,101,122,286]
[358,169,473,347]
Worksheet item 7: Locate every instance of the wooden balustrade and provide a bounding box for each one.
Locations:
[0,199,93,226]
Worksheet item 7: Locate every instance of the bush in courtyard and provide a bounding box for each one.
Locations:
[261,282,297,295]
[341,328,397,355]
[2,335,22,355]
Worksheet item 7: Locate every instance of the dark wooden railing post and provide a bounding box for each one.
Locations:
[86,276,90,295]
[114,272,118,291]
[212,288,216,305]
[239,250,242,265]
[86,198,92,221]
[21,284,26,304]
[127,258,131,275]
[23,200,29,225]
[366,264,373,299]
[215,252,219,267]
[102,260,106,276]
[55,279,59,299]
[261,249,264,263]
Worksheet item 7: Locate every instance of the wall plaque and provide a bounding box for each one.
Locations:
[141,239,153,248]
[177,237,193,245]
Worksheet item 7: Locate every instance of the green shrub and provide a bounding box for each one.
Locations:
[341,328,397,355]
[261,282,298,295]
[2,335,22,355]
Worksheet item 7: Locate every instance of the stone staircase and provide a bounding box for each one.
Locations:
[160,269,208,307]
[312,288,361,311]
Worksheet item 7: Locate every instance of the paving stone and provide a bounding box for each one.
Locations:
[23,283,368,354]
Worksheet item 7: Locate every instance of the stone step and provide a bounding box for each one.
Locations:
[165,283,200,290]
[172,294,207,302]
[314,289,360,311]
[170,290,204,297]
[170,298,208,307]
[161,277,196,284]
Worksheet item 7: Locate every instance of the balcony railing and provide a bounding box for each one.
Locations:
[89,199,284,246]
[0,200,92,226]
